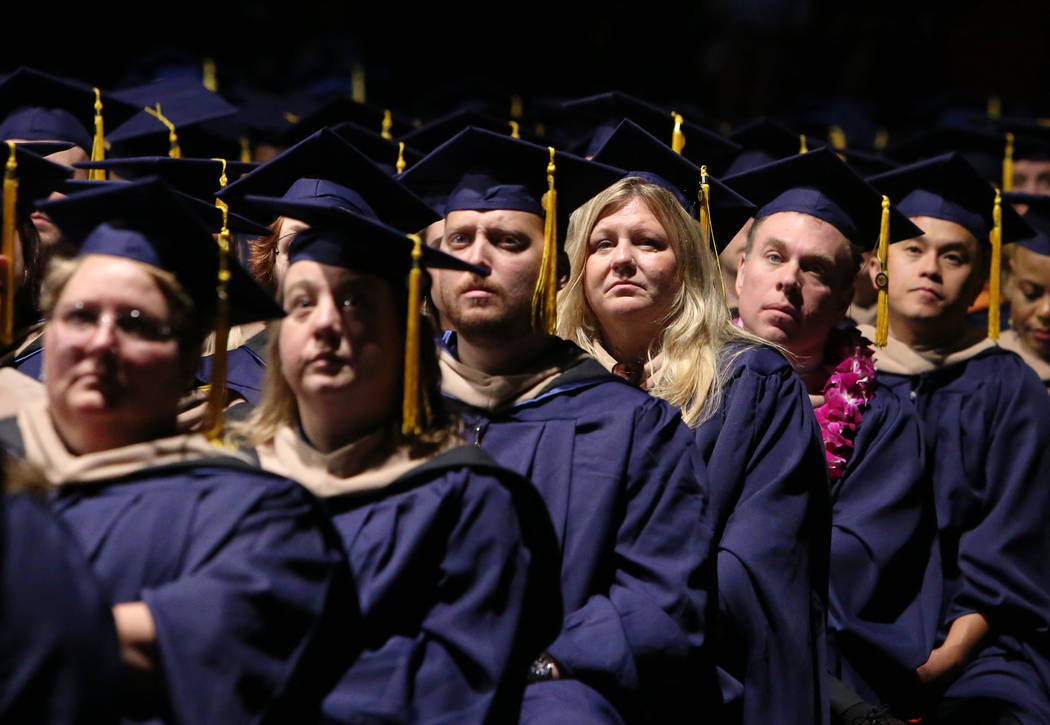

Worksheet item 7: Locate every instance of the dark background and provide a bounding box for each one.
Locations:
[5,0,1050,129]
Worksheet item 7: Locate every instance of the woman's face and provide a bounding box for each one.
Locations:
[274,216,310,290]
[279,260,402,426]
[44,255,190,442]
[583,197,681,333]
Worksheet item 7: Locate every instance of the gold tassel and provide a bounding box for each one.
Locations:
[508,120,520,139]
[352,64,366,103]
[203,159,231,442]
[511,94,523,119]
[202,58,218,92]
[874,128,889,151]
[875,195,891,347]
[988,188,1003,340]
[987,94,1002,119]
[381,109,393,140]
[531,147,558,334]
[283,111,301,124]
[1003,132,1015,192]
[799,134,808,154]
[829,125,847,150]
[144,104,181,158]
[1,142,17,346]
[402,233,424,436]
[89,88,107,180]
[239,136,252,163]
[698,165,727,305]
[671,112,686,154]
[396,142,407,174]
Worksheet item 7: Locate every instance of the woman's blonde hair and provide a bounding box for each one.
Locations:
[558,176,768,427]
[230,272,457,453]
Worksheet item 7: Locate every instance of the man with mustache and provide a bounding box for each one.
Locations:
[401,127,719,725]
[864,154,1050,725]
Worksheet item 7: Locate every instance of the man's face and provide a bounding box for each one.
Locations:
[1006,245,1050,358]
[433,209,545,341]
[735,211,855,358]
[874,216,984,328]
[1013,159,1050,206]
[21,143,90,254]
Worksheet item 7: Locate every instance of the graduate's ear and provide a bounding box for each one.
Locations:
[556,250,571,290]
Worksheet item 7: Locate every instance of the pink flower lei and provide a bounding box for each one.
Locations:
[814,326,877,481]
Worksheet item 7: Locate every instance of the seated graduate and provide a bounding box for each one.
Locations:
[0,177,357,724]
[199,128,439,410]
[0,449,120,724]
[727,149,936,723]
[559,121,830,725]
[999,192,1050,389]
[0,142,73,365]
[400,127,718,725]
[228,193,562,724]
[865,154,1050,725]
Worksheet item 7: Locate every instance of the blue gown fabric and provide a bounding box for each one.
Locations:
[317,444,562,724]
[692,345,831,725]
[0,423,357,725]
[440,338,718,724]
[195,328,269,407]
[0,490,121,724]
[878,346,1050,723]
[826,383,939,712]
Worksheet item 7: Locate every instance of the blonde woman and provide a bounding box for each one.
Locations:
[558,122,830,725]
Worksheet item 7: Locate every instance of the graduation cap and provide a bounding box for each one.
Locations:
[868,152,1035,340]
[271,94,414,148]
[329,120,422,175]
[108,79,239,159]
[556,92,741,174]
[38,177,283,439]
[0,142,74,344]
[65,156,271,237]
[398,126,625,333]
[993,117,1050,163]
[398,107,542,155]
[591,119,756,251]
[725,117,808,176]
[1005,192,1050,258]
[0,67,141,173]
[725,148,923,346]
[217,128,437,234]
[249,195,487,437]
[886,125,1012,189]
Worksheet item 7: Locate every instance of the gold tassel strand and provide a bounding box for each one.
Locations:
[1,142,18,346]
[381,109,393,140]
[988,188,1003,340]
[671,112,686,154]
[396,142,407,174]
[698,165,728,304]
[89,88,107,180]
[799,134,808,154]
[509,120,520,139]
[402,233,424,436]
[352,65,366,104]
[144,104,181,158]
[875,195,891,347]
[532,147,559,334]
[203,159,232,442]
[1003,132,1015,192]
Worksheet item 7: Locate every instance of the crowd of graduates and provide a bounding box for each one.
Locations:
[0,61,1049,725]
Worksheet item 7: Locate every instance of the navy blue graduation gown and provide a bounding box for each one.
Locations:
[878,346,1050,723]
[0,491,120,724]
[826,383,939,711]
[441,342,717,724]
[319,445,562,724]
[0,427,357,724]
[692,345,831,725]
[195,328,269,407]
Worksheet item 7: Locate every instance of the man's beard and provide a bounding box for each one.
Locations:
[437,283,537,344]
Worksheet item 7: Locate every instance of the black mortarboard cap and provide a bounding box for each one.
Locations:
[217,129,437,232]
[867,153,1032,245]
[725,117,806,176]
[0,67,140,150]
[1005,192,1050,257]
[399,108,542,155]
[0,142,72,218]
[886,125,1009,186]
[725,147,922,248]
[397,126,625,245]
[591,119,756,248]
[37,177,282,325]
[330,120,422,175]
[272,94,413,148]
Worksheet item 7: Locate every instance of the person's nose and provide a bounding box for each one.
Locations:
[775,260,802,296]
[611,239,636,275]
[83,312,120,355]
[1035,293,1050,321]
[463,232,493,275]
[917,250,942,280]
[311,293,344,343]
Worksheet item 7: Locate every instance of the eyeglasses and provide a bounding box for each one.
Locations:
[53,300,175,342]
